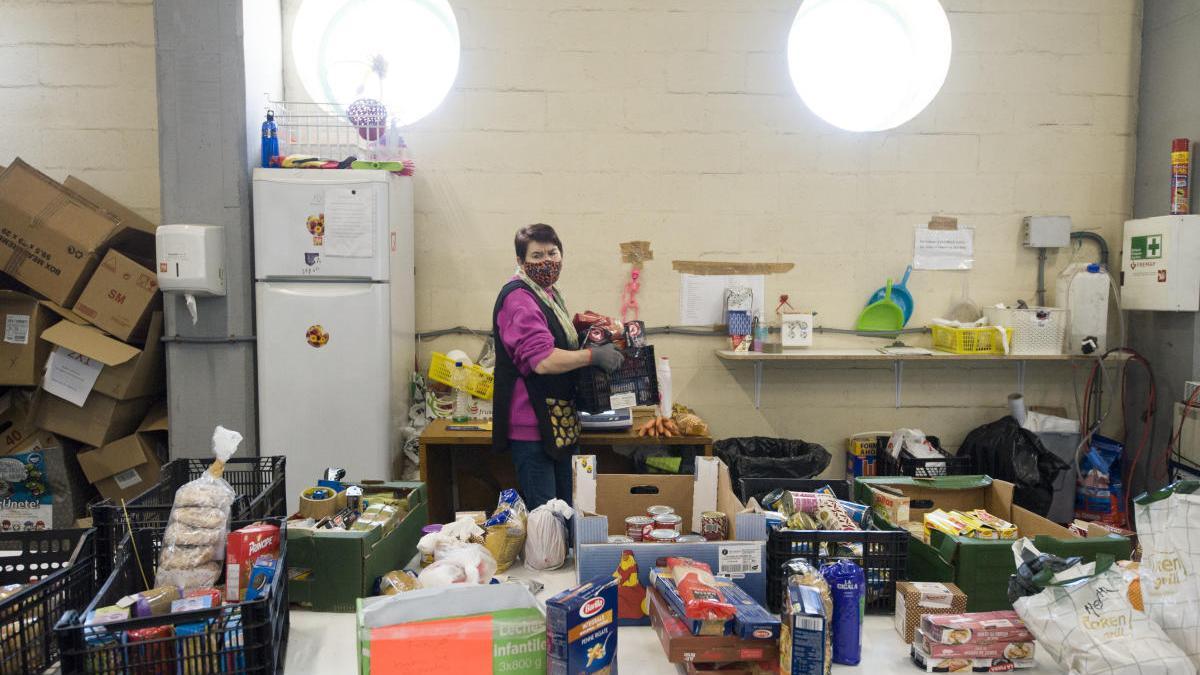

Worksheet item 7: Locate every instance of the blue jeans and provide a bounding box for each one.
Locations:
[509,440,573,510]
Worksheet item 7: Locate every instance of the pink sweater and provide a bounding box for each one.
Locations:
[496,285,558,441]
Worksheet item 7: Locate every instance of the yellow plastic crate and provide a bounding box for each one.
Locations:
[930,325,1010,355]
[427,352,494,400]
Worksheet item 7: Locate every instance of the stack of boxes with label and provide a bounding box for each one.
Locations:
[0,158,167,530]
[910,611,1037,672]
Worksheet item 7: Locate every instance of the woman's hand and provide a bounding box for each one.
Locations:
[587,344,625,373]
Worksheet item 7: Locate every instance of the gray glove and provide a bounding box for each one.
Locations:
[587,343,625,373]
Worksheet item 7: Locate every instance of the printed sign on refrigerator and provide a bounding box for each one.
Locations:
[323,188,376,258]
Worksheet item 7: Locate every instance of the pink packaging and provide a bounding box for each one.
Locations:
[920,611,1034,646]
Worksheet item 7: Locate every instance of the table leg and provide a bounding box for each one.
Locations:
[703,443,713,457]
[421,442,454,524]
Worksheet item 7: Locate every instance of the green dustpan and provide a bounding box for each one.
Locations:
[856,279,905,334]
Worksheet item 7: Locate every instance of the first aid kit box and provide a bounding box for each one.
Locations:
[1121,215,1200,311]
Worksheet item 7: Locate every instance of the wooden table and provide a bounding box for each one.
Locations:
[418,418,713,523]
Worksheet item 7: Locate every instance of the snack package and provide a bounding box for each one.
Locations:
[821,560,864,666]
[416,543,497,588]
[85,605,130,626]
[126,625,174,675]
[1135,482,1200,667]
[0,584,24,602]
[781,560,832,675]
[483,510,526,573]
[350,502,399,532]
[225,522,280,602]
[176,622,219,675]
[118,586,180,618]
[524,499,574,571]
[920,611,1033,646]
[155,427,242,592]
[1010,538,1195,675]
[244,555,279,601]
[667,557,736,621]
[379,570,420,596]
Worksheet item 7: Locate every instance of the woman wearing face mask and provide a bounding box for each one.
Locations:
[491,223,624,509]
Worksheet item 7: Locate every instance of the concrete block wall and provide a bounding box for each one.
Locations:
[0,0,159,222]
[361,0,1143,476]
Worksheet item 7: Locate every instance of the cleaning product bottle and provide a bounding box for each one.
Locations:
[1172,138,1191,215]
[1055,263,1110,355]
[451,362,470,422]
[261,110,279,168]
[752,313,767,352]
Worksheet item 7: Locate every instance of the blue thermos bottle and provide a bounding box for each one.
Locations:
[261,110,279,168]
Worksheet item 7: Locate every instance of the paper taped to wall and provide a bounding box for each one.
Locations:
[679,274,764,326]
[914,226,974,270]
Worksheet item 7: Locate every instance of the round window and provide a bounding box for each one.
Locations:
[291,0,460,127]
[786,0,951,132]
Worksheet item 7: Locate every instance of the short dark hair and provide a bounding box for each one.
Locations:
[514,223,563,260]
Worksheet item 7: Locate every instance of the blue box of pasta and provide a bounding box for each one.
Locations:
[546,576,618,675]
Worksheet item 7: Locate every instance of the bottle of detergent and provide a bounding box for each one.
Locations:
[1055,263,1110,355]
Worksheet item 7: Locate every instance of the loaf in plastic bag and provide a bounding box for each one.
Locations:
[155,427,241,592]
[523,499,573,571]
[483,489,527,573]
[1010,538,1196,675]
[1135,481,1200,666]
[417,544,497,588]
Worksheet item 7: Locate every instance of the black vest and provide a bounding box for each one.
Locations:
[491,280,582,460]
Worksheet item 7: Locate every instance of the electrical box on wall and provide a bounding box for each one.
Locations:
[155,224,226,296]
[1023,215,1072,248]
[1120,215,1200,311]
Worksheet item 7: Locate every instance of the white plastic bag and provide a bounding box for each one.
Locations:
[523,499,573,571]
[417,544,497,588]
[155,426,242,591]
[1136,483,1200,666]
[1012,539,1195,675]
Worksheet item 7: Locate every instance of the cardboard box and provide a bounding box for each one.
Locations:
[685,662,779,675]
[0,160,122,305]
[856,475,1132,611]
[0,291,54,386]
[651,568,780,640]
[62,175,156,260]
[573,455,769,612]
[288,481,427,612]
[895,581,969,644]
[71,250,160,342]
[137,401,168,455]
[33,389,154,448]
[648,587,779,665]
[40,312,164,401]
[0,390,37,454]
[1,430,92,530]
[75,432,162,503]
[920,611,1033,645]
[913,630,1035,660]
[226,522,281,602]
[910,645,1035,672]
[546,576,618,674]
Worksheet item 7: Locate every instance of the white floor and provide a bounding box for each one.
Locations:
[285,560,1065,673]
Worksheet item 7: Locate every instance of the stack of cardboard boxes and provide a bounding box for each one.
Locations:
[0,158,167,530]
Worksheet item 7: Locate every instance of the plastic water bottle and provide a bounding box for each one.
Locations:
[451,362,471,422]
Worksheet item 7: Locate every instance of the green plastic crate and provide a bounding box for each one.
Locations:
[288,481,428,612]
[855,475,1131,611]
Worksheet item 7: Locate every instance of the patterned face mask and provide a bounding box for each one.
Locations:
[523,259,562,287]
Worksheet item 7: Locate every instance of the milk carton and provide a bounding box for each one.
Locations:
[546,576,618,674]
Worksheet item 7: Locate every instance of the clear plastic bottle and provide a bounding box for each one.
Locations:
[452,362,470,422]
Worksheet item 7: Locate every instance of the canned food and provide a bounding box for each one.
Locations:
[653,513,682,533]
[608,535,635,544]
[647,505,675,518]
[625,515,653,541]
[676,534,705,543]
[648,528,678,543]
[701,511,729,541]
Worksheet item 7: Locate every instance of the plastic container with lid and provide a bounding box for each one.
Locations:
[1055,262,1110,355]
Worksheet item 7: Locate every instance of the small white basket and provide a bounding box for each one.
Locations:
[983,306,1067,355]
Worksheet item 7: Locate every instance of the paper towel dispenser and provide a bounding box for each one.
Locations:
[155,224,226,296]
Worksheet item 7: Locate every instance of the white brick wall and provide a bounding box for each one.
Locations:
[0,0,159,222]
[302,0,1141,476]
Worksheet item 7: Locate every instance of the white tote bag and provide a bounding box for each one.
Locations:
[1136,482,1200,667]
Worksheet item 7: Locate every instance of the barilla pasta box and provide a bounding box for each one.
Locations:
[546,575,618,675]
[226,522,280,602]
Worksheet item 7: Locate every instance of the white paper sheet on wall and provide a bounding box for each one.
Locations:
[678,274,765,326]
[324,187,376,258]
[913,226,974,270]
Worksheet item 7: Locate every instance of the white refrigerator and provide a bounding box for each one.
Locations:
[252,169,415,511]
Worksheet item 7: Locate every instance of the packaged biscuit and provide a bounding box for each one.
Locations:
[175,622,219,675]
[894,582,969,644]
[910,645,1036,672]
[225,522,280,602]
[546,576,619,674]
[126,625,174,675]
[914,631,1035,660]
[921,611,1033,645]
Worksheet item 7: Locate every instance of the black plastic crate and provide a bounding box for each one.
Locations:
[54,518,289,675]
[765,528,908,614]
[0,528,98,675]
[738,478,852,506]
[90,456,286,580]
[576,345,659,413]
[874,435,971,478]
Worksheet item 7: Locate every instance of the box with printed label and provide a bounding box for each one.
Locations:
[546,576,618,674]
[39,312,165,402]
[650,568,780,641]
[910,645,1035,672]
[226,522,281,602]
[920,611,1033,645]
[72,250,160,342]
[913,630,1035,660]
[895,581,969,644]
[75,432,162,503]
[648,587,779,665]
[0,291,54,386]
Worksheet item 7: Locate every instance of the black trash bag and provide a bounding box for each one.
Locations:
[1008,539,1083,603]
[714,436,831,486]
[957,416,1068,517]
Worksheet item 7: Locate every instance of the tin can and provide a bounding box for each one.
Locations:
[646,505,675,518]
[625,515,653,541]
[624,320,647,348]
[677,534,705,543]
[701,511,729,541]
[648,529,678,543]
[653,513,682,533]
[608,535,635,544]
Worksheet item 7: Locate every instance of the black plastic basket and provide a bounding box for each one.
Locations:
[90,456,286,580]
[0,528,98,675]
[738,478,852,506]
[576,345,659,414]
[765,528,908,614]
[54,518,289,675]
[874,435,971,478]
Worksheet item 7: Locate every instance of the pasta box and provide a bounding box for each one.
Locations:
[649,568,779,640]
[647,587,779,665]
[546,576,618,674]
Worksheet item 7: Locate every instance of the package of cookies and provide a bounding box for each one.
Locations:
[155,426,242,592]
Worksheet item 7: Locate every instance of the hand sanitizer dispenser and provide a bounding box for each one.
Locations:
[156,224,225,324]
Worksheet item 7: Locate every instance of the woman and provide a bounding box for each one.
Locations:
[491,224,623,509]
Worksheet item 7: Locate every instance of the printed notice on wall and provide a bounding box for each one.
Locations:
[679,274,765,326]
[324,187,376,258]
[913,226,974,270]
[43,347,103,407]
[717,542,762,577]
